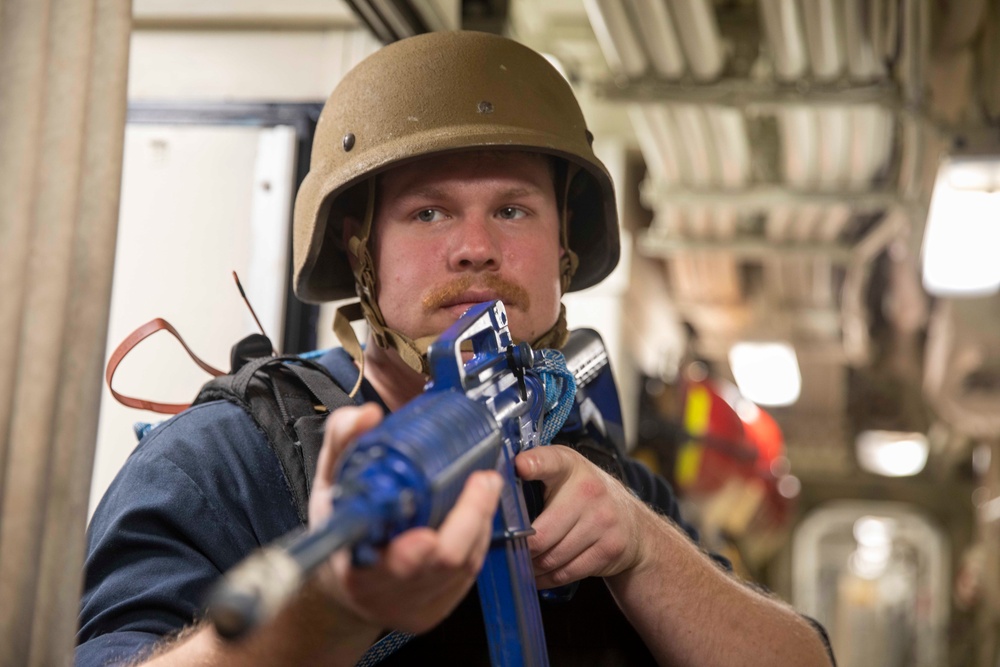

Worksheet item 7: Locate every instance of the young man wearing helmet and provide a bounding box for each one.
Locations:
[77,32,834,666]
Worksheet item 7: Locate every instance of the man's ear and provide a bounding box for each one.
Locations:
[342,216,361,271]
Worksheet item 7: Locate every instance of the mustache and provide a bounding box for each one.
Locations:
[422,274,530,312]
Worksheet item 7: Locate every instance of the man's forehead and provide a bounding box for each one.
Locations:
[378,151,555,194]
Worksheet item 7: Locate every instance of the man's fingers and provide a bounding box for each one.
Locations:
[381,529,438,578]
[310,404,384,526]
[532,531,598,578]
[514,444,576,485]
[316,404,384,488]
[436,471,503,566]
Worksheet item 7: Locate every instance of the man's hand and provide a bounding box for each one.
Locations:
[308,403,503,634]
[514,444,649,588]
[517,444,834,667]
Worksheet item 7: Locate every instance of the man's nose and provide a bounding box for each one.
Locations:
[450,214,501,270]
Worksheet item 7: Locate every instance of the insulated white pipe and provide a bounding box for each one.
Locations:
[628,104,683,186]
[801,0,845,81]
[843,0,887,81]
[758,0,809,81]
[706,108,751,189]
[672,104,716,189]
[816,107,851,189]
[778,107,820,189]
[629,0,685,79]
[669,0,725,81]
[818,205,852,245]
[848,107,894,190]
[584,0,648,78]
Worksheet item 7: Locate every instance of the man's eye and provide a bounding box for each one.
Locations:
[497,206,526,220]
[416,209,442,222]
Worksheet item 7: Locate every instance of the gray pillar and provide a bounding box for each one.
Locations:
[0,0,131,664]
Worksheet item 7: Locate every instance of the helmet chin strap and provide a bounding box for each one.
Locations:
[337,163,580,386]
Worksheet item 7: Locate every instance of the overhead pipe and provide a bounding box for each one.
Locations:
[898,0,931,109]
[668,0,725,81]
[628,104,684,185]
[706,108,751,189]
[842,208,909,364]
[801,0,845,81]
[599,76,901,108]
[816,107,852,188]
[343,0,430,43]
[640,182,914,212]
[868,0,898,75]
[647,106,689,185]
[842,0,887,81]
[777,107,820,189]
[847,107,895,189]
[628,0,685,79]
[763,207,794,314]
[758,0,809,81]
[583,0,649,79]
[790,206,823,244]
[671,105,718,189]
[627,106,666,182]
[765,207,793,242]
[817,205,852,244]
[638,233,856,263]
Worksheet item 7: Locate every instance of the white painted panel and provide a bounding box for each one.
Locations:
[248,126,297,348]
[90,124,294,516]
[127,30,379,101]
[133,0,359,23]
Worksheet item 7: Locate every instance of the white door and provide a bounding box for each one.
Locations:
[90,123,297,516]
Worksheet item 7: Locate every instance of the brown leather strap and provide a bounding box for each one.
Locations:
[105,317,225,414]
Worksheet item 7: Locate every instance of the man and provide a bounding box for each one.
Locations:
[77,31,834,666]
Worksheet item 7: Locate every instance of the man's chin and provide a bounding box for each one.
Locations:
[415,305,537,346]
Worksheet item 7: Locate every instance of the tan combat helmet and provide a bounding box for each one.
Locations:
[292,30,619,374]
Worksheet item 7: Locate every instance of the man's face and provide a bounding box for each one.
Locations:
[371,151,564,345]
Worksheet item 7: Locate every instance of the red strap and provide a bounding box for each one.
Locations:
[105,317,225,415]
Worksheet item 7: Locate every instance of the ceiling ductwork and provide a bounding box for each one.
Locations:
[578,1,924,449]
[511,0,1000,476]
[344,0,461,42]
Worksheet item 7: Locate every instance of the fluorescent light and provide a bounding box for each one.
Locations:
[856,430,929,477]
[946,158,1000,191]
[921,158,1000,297]
[728,342,801,406]
[853,516,894,547]
[849,516,895,579]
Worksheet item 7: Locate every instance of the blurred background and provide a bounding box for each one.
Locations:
[3,0,1000,665]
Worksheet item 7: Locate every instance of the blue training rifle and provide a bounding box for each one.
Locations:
[206,299,626,666]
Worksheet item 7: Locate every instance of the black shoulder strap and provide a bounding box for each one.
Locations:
[193,337,355,524]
